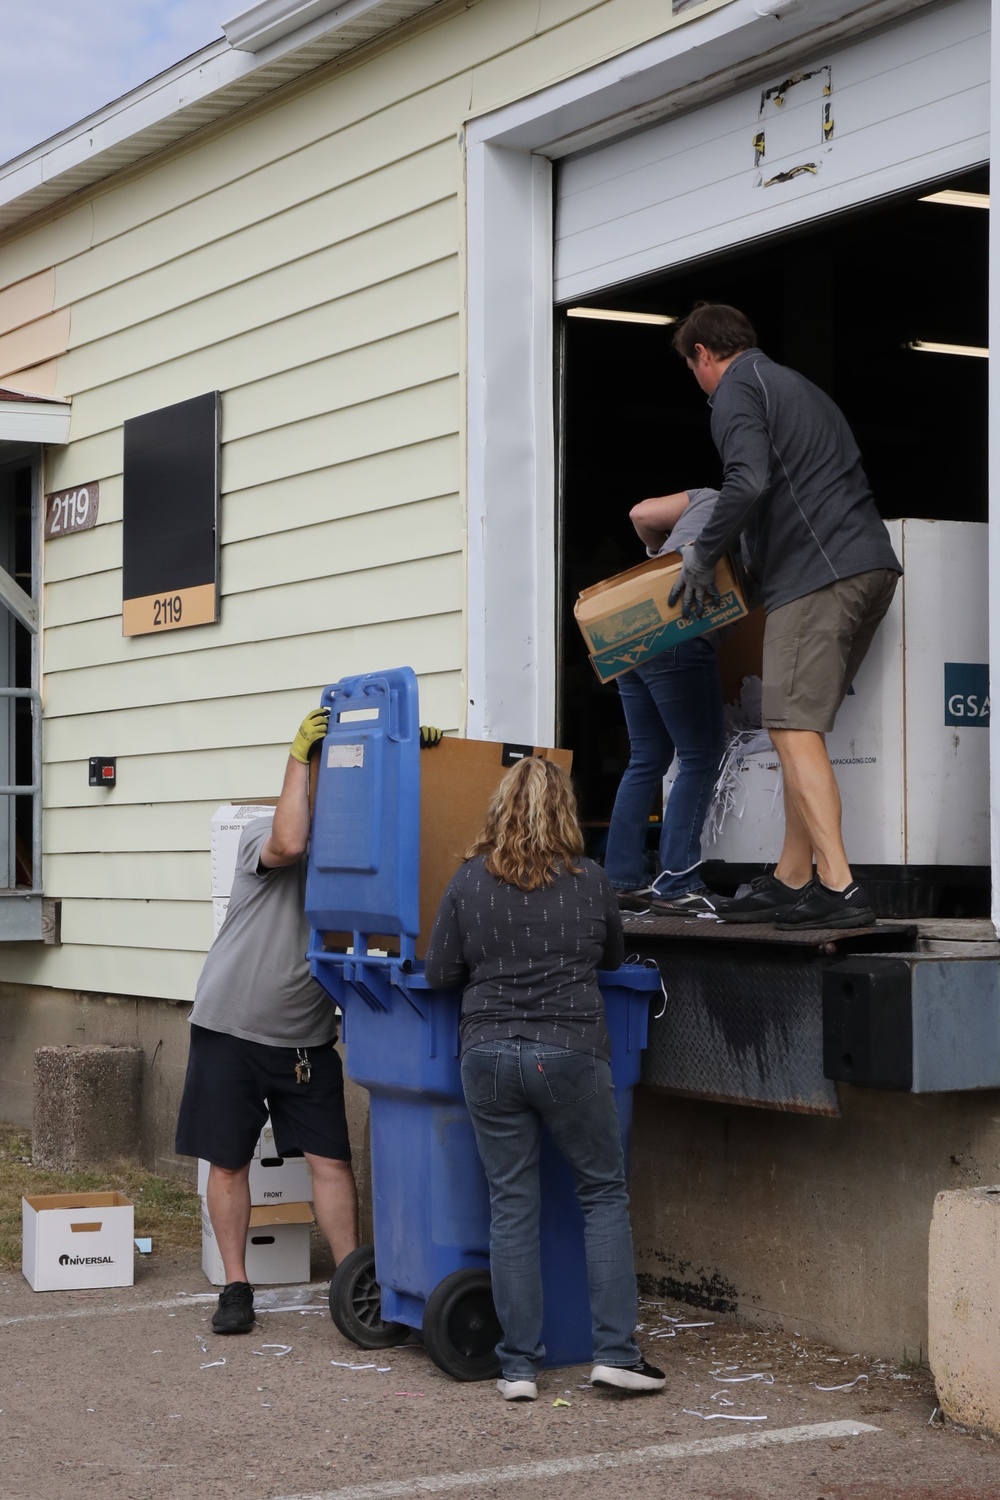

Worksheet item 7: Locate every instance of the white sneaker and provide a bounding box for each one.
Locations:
[591,1359,665,1393]
[497,1378,538,1401]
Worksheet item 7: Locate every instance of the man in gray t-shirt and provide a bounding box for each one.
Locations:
[176,707,358,1335]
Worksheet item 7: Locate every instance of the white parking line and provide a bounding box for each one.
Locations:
[272,1420,880,1500]
[0,1281,329,1327]
[0,1293,217,1326]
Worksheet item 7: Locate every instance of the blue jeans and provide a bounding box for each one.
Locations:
[461,1038,640,1380]
[604,639,725,897]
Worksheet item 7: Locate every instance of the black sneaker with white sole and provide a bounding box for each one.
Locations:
[211,1280,256,1334]
[591,1359,666,1394]
[649,888,716,915]
[774,879,876,930]
[711,874,810,924]
[615,889,654,914]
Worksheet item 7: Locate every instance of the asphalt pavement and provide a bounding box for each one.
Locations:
[2,1248,999,1500]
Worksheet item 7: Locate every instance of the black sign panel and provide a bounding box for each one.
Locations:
[122,392,220,636]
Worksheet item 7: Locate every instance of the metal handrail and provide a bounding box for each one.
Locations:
[0,686,41,894]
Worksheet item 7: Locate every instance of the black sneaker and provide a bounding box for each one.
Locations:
[591,1358,666,1394]
[775,879,876,930]
[615,889,653,914]
[649,888,716,915]
[711,874,810,924]
[212,1280,256,1334]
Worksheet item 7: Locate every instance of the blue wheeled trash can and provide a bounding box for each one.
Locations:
[306,666,660,1379]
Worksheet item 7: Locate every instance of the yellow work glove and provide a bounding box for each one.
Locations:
[290,707,330,763]
[419,725,443,749]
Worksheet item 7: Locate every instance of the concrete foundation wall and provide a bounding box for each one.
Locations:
[5,980,1000,1361]
[630,1084,1000,1363]
[0,983,372,1199]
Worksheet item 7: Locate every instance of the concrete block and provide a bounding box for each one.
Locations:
[928,1184,1000,1435]
[33,1045,144,1170]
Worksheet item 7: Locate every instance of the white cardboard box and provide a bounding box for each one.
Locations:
[672,520,989,869]
[198,1151,314,1206]
[201,1200,313,1286]
[23,1191,134,1291]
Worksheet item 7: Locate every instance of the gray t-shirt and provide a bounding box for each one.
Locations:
[647,486,720,556]
[189,817,336,1048]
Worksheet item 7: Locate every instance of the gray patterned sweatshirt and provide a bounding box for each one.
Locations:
[424,855,624,1059]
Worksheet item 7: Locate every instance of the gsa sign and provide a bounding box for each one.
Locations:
[944,663,990,726]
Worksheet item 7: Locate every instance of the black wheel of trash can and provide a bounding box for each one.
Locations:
[422,1268,502,1381]
[329,1244,409,1349]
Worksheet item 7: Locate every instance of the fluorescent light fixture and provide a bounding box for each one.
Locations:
[919,190,990,209]
[905,340,989,358]
[565,307,675,325]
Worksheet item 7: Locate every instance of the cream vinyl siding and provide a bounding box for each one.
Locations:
[0,0,696,1000]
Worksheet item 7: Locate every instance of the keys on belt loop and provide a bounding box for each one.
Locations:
[294,1048,311,1085]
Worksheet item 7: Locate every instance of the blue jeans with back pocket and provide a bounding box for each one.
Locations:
[460,1037,641,1379]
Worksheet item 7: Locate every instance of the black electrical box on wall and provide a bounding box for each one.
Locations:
[89,757,117,788]
[822,958,913,1090]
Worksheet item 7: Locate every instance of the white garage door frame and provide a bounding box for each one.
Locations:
[465,0,1000,927]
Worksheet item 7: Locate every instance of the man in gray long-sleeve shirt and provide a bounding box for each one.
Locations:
[669,303,901,930]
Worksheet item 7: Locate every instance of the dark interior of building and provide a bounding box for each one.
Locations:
[557,164,989,909]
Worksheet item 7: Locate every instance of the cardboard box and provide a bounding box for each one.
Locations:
[416,738,573,956]
[197,1150,314,1206]
[201,1200,313,1286]
[23,1191,134,1291]
[574,551,748,683]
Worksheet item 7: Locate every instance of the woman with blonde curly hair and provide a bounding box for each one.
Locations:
[425,755,665,1402]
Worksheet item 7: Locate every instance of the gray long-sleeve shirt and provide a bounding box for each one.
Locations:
[692,349,901,611]
[424,855,625,1059]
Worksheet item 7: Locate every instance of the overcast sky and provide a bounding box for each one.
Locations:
[0,2,226,166]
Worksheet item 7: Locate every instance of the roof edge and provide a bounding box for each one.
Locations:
[0,0,444,240]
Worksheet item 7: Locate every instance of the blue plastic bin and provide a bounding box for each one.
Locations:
[306,665,659,1375]
[309,951,658,1369]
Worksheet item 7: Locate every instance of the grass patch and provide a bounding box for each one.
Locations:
[0,1123,201,1272]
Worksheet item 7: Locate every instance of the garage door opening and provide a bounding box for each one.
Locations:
[557,166,989,917]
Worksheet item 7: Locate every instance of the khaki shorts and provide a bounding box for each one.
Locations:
[762,569,899,733]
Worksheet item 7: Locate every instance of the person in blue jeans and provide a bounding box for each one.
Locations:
[603,488,726,915]
[424,756,665,1402]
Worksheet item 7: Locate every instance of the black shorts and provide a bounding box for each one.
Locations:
[175,1024,352,1168]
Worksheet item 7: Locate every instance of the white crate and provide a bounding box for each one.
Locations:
[197,1153,314,1206]
[23,1191,134,1291]
[670,520,989,869]
[201,1200,313,1286]
[197,1116,314,1206]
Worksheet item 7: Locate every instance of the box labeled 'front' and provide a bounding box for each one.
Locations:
[22,1191,135,1291]
[198,1147,314,1206]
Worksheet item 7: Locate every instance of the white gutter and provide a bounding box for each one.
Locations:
[223,0,423,53]
[0,0,444,236]
[0,399,71,445]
